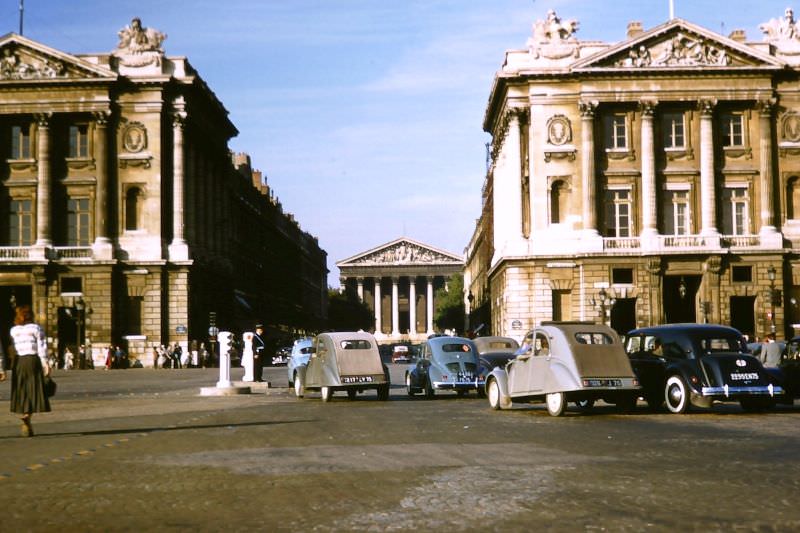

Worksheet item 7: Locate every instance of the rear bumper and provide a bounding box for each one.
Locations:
[700,384,784,398]
[433,379,485,390]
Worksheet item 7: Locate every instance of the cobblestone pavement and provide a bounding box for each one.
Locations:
[1,366,799,532]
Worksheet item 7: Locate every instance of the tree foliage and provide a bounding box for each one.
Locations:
[326,289,374,331]
[434,274,465,334]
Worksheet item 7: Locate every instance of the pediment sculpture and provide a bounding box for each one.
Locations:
[527,9,580,60]
[112,17,167,67]
[760,7,800,42]
[614,33,731,68]
[351,241,457,265]
[0,47,66,80]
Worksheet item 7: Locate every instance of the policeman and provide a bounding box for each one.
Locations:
[253,323,266,382]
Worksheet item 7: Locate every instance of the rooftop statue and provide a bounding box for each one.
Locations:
[527,9,580,60]
[760,7,800,42]
[113,17,167,67]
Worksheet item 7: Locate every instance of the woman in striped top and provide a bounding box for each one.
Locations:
[8,305,51,437]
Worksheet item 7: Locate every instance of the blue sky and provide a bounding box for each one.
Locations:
[1,1,795,286]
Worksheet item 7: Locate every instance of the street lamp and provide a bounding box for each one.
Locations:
[768,265,777,334]
[678,277,687,299]
[700,301,711,324]
[591,287,616,327]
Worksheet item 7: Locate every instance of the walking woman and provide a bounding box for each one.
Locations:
[7,305,51,437]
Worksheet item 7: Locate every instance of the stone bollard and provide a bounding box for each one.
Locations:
[241,331,254,382]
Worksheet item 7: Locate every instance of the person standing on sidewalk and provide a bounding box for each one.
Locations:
[252,323,266,382]
[7,305,51,437]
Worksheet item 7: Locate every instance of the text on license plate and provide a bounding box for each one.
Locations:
[342,376,374,384]
[585,379,622,387]
[730,372,759,381]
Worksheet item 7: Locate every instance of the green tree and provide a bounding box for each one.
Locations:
[326,289,373,331]
[434,274,465,334]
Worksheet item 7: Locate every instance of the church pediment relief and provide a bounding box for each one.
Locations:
[0,37,112,81]
[338,238,462,267]
[574,20,782,71]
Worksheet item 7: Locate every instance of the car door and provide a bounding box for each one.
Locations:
[527,331,551,393]
[508,331,534,395]
[411,342,431,388]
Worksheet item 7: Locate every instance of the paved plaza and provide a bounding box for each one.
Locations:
[1,366,800,532]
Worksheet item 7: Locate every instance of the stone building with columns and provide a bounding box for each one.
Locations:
[0,19,327,365]
[468,8,800,341]
[337,238,463,343]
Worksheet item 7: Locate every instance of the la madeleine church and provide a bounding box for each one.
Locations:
[466,8,800,340]
[0,19,327,365]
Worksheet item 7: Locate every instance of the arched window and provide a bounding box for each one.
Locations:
[550,180,568,224]
[125,187,142,231]
[787,176,800,221]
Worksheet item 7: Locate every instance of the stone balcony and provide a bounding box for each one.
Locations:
[603,234,776,253]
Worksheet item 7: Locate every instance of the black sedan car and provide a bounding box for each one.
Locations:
[625,324,783,413]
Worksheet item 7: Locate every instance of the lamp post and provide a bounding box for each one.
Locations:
[467,291,474,334]
[768,265,777,334]
[74,296,85,367]
[591,287,616,327]
[700,301,711,324]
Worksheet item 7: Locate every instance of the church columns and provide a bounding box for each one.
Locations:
[640,100,659,247]
[356,277,364,301]
[759,99,778,236]
[579,101,598,236]
[426,276,435,335]
[169,104,189,261]
[92,111,113,259]
[409,277,417,334]
[374,278,382,334]
[391,277,400,335]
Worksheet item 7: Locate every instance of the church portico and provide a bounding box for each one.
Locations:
[337,238,463,344]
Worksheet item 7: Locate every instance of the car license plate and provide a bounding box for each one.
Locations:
[341,376,373,384]
[586,379,622,387]
[730,372,758,381]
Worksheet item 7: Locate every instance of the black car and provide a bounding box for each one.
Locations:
[625,324,784,413]
[478,351,516,372]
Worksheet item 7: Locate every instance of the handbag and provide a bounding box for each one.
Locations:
[43,375,57,398]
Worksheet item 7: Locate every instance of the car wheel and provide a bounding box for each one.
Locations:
[377,384,389,401]
[406,373,416,396]
[424,377,435,399]
[321,386,332,402]
[665,375,690,414]
[546,392,567,416]
[488,379,502,410]
[347,389,357,400]
[575,399,595,412]
[294,375,304,399]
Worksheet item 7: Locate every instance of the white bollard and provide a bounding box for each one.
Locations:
[241,331,254,382]
[217,331,233,388]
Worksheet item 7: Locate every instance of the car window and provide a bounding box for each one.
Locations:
[487,340,514,349]
[316,340,328,359]
[441,343,472,353]
[699,336,743,355]
[534,333,550,356]
[662,342,685,359]
[574,332,613,345]
[625,335,642,353]
[340,339,371,350]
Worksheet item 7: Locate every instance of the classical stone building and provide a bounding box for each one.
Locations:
[0,19,327,366]
[468,8,800,341]
[337,237,463,343]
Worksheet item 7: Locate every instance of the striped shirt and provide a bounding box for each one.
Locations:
[10,323,48,367]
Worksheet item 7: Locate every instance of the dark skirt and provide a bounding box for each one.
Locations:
[10,355,51,415]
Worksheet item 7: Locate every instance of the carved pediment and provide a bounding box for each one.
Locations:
[337,238,462,268]
[573,19,784,71]
[0,34,113,81]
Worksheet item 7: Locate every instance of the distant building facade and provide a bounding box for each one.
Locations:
[337,238,463,343]
[468,8,800,341]
[0,19,326,365]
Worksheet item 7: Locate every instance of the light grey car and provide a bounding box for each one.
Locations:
[486,322,640,416]
[287,337,314,387]
[294,331,390,401]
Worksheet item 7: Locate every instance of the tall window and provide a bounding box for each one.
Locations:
[8,199,33,245]
[604,188,632,237]
[721,187,749,235]
[662,112,685,148]
[125,187,142,231]
[662,189,691,235]
[721,113,744,147]
[67,198,91,245]
[605,114,628,150]
[68,125,89,158]
[550,180,568,224]
[788,176,800,220]
[11,125,31,159]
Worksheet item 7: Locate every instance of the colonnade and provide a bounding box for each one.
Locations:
[350,275,439,337]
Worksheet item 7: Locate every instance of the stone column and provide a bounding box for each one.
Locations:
[579,101,599,236]
[409,276,417,335]
[391,277,400,336]
[92,111,113,259]
[374,278,382,334]
[34,113,52,249]
[759,99,779,239]
[169,107,189,261]
[640,101,659,248]
[356,277,364,301]
[426,276,435,335]
[699,100,719,239]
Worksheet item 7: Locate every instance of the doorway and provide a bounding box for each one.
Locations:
[663,275,700,323]
[610,298,637,335]
[730,296,756,340]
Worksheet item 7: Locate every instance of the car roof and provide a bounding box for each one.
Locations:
[318,331,376,343]
[627,324,743,336]
[427,336,475,348]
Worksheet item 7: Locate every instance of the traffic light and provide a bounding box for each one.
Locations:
[218,331,233,358]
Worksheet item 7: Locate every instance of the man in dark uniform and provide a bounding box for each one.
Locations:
[252,323,266,382]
